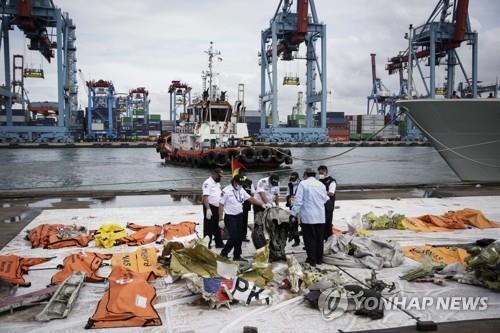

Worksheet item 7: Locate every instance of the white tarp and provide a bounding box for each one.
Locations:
[1,196,500,332]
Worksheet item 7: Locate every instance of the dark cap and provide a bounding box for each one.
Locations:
[213,168,223,175]
[318,165,328,172]
[304,167,316,176]
[269,173,280,186]
[290,171,299,178]
[232,174,245,185]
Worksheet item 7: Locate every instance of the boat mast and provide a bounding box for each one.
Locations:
[204,41,221,102]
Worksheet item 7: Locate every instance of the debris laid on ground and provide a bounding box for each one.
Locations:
[118,223,163,246]
[0,255,51,286]
[94,224,127,248]
[323,234,404,269]
[111,247,166,280]
[86,267,162,329]
[36,272,85,321]
[51,252,111,284]
[403,245,470,266]
[404,208,499,232]
[362,211,406,230]
[0,284,59,314]
[26,224,94,249]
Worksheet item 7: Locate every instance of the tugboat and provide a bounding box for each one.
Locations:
[157,42,292,169]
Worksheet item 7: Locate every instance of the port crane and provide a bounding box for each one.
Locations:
[367,53,398,124]
[386,0,478,99]
[0,0,78,142]
[259,0,328,142]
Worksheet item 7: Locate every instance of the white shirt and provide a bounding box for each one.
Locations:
[202,176,222,207]
[220,185,251,215]
[254,177,279,204]
[291,177,329,224]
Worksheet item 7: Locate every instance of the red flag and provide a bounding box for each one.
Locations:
[231,157,246,176]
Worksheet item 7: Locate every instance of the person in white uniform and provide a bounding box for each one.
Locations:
[253,174,280,222]
[219,175,270,261]
[202,168,224,248]
[291,168,329,267]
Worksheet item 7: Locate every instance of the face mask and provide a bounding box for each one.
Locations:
[241,176,247,181]
[318,174,325,180]
[236,185,242,191]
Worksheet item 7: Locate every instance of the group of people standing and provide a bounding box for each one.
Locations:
[202,165,336,267]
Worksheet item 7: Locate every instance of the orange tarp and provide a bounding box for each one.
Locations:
[51,252,111,285]
[0,255,50,286]
[163,221,197,241]
[403,208,499,232]
[403,245,469,266]
[85,267,162,329]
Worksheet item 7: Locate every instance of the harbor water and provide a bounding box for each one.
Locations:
[0,147,459,192]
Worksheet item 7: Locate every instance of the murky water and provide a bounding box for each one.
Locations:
[0,147,459,192]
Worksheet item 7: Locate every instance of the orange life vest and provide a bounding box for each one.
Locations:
[26,224,93,249]
[163,221,197,241]
[0,255,50,286]
[85,267,162,329]
[51,252,112,285]
[117,223,163,246]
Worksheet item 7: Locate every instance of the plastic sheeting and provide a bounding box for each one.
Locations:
[1,197,500,332]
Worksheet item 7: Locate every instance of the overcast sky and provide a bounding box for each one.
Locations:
[2,0,500,120]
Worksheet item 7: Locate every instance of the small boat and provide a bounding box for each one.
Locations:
[157,43,292,169]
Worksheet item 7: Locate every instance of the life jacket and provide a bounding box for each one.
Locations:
[85,267,162,329]
[26,224,93,249]
[163,221,197,241]
[117,223,163,246]
[51,252,112,285]
[0,255,51,287]
[111,247,166,281]
[95,224,128,248]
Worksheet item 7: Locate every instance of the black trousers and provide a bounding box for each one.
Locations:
[302,223,324,266]
[221,213,244,259]
[203,204,223,247]
[324,200,334,240]
[242,203,251,240]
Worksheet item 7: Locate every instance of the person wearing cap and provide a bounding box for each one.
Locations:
[286,172,301,247]
[219,175,270,261]
[238,169,254,242]
[253,173,280,219]
[291,168,329,267]
[202,168,224,249]
[317,165,337,240]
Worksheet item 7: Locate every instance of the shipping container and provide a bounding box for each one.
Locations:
[149,114,161,121]
[0,115,26,123]
[91,123,105,131]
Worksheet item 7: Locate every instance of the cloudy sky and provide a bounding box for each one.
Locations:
[2,0,500,120]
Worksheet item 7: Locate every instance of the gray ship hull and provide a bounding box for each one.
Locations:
[397,99,500,182]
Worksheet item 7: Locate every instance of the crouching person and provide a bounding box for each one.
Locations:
[219,175,270,261]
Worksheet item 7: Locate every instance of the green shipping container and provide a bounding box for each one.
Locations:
[149,114,161,121]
